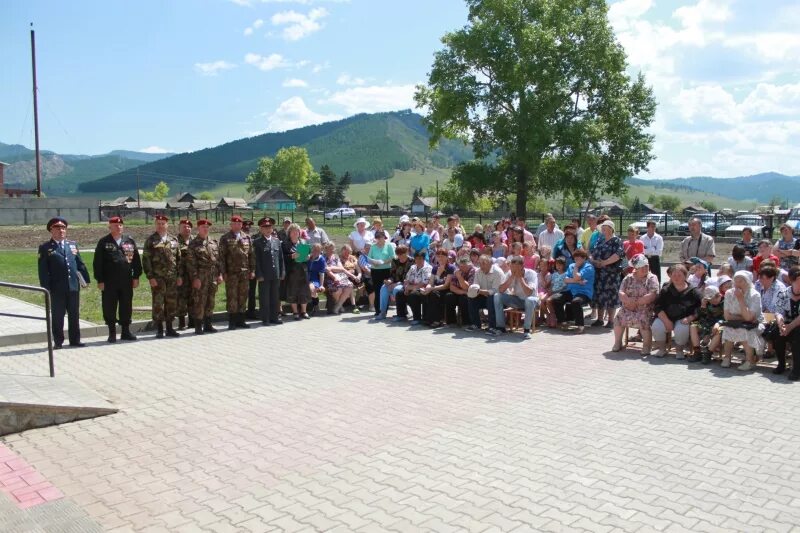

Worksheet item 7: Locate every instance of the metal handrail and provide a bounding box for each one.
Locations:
[0,281,55,377]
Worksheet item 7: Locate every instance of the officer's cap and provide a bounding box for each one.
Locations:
[179,219,193,228]
[258,217,276,227]
[230,215,243,223]
[154,214,168,222]
[46,217,68,231]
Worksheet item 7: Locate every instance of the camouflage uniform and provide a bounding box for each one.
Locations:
[186,235,222,321]
[176,234,193,320]
[219,230,255,315]
[142,232,180,322]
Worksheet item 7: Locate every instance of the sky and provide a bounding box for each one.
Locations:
[1,0,799,179]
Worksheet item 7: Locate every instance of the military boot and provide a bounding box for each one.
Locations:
[156,322,164,339]
[204,318,218,333]
[228,316,237,330]
[166,321,180,337]
[120,325,138,341]
[107,325,117,344]
[178,316,186,330]
[187,316,195,328]
[194,321,204,335]
[236,313,250,329]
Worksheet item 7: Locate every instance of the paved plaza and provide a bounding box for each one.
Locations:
[0,313,799,532]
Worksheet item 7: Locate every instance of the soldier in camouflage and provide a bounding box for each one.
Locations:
[185,219,223,335]
[142,215,181,338]
[219,215,256,330]
[176,219,194,330]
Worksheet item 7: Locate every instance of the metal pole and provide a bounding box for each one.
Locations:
[385,179,389,218]
[30,24,42,197]
[44,290,54,377]
[137,168,141,208]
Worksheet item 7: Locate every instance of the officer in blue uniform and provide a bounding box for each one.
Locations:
[37,217,90,349]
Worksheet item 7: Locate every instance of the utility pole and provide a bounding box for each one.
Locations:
[30,23,42,198]
[435,180,439,210]
[385,179,389,216]
[136,168,141,208]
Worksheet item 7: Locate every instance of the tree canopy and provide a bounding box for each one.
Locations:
[140,181,169,201]
[415,0,657,217]
[245,146,320,204]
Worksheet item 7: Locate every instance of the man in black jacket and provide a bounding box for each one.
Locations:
[253,217,285,325]
[38,217,90,349]
[93,216,142,343]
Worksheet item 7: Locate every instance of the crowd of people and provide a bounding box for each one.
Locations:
[36,212,800,380]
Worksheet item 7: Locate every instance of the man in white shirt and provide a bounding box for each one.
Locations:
[442,227,464,251]
[304,217,330,246]
[537,217,565,250]
[490,255,538,339]
[640,220,664,283]
[465,254,505,332]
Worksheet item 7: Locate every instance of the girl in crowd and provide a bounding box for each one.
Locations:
[467,224,487,250]
[544,257,567,328]
[282,223,311,320]
[611,254,660,354]
[425,219,441,244]
[728,244,753,274]
[522,241,539,271]
[651,264,702,358]
[491,231,508,259]
[720,271,764,371]
[753,239,780,274]
[689,285,724,364]
[536,258,552,325]
[622,224,644,275]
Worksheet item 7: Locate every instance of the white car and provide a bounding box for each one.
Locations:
[630,214,681,235]
[324,207,356,220]
[724,215,765,237]
[786,205,800,236]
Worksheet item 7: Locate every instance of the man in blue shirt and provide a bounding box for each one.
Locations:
[550,248,595,333]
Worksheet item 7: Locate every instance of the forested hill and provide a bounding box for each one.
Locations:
[628,173,800,204]
[78,110,473,193]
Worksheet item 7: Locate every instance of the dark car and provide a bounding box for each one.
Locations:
[677,213,730,236]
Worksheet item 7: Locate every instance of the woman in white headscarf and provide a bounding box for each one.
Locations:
[721,271,765,371]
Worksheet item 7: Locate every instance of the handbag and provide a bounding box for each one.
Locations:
[762,322,780,341]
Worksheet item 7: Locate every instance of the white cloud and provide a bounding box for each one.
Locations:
[312,61,330,74]
[271,8,328,41]
[336,73,365,86]
[283,78,309,88]
[244,52,289,71]
[673,84,742,125]
[264,96,341,131]
[228,0,252,5]
[243,18,264,36]
[724,33,800,64]
[740,83,800,119]
[193,60,237,76]
[138,146,173,154]
[325,84,417,114]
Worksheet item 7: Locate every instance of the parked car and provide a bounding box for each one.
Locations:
[677,213,730,236]
[786,205,800,236]
[324,207,356,220]
[630,214,681,235]
[724,214,765,237]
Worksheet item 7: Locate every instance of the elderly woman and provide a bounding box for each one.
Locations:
[612,254,660,354]
[392,221,413,248]
[774,223,800,271]
[376,244,412,320]
[348,217,374,254]
[590,220,625,327]
[410,220,432,259]
[395,250,433,323]
[420,248,455,327]
[425,219,441,244]
[322,242,354,315]
[773,266,800,379]
[281,223,311,319]
[756,263,787,313]
[721,271,765,371]
[652,264,702,358]
[340,244,362,313]
[552,225,581,268]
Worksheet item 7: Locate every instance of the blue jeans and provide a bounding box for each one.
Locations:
[379,283,403,315]
[493,293,538,330]
[467,294,496,328]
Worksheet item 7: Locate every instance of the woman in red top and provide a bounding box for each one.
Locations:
[753,239,780,274]
[623,225,645,275]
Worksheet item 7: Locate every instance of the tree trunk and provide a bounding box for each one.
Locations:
[515,165,528,219]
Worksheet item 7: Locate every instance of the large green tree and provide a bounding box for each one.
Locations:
[244,146,320,203]
[415,0,657,217]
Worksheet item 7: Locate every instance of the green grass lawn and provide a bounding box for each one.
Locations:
[346,167,452,205]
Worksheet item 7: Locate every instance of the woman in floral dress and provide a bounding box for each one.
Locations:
[322,242,354,314]
[590,220,625,327]
[612,254,660,354]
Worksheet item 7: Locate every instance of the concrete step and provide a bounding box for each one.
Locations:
[0,375,117,436]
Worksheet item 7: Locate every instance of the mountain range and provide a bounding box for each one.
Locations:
[2,110,798,206]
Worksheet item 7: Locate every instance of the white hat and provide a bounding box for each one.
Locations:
[716,275,732,287]
[599,220,615,231]
[399,215,410,223]
[353,217,368,228]
[467,284,481,298]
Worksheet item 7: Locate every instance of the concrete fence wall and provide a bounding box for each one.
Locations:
[0,198,102,226]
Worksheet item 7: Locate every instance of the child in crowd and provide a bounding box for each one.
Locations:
[753,239,780,274]
[689,285,725,363]
[522,241,540,271]
[495,256,509,274]
[728,244,753,274]
[538,245,553,263]
[491,231,508,259]
[510,242,523,258]
[536,259,552,325]
[545,257,568,328]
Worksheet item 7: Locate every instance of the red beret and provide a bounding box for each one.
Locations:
[197,219,212,227]
[179,219,193,228]
[154,214,168,222]
[108,216,124,224]
[230,215,243,223]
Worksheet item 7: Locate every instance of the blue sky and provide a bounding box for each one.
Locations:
[2,0,799,179]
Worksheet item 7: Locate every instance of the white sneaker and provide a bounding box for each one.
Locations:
[655,348,667,358]
[721,356,731,368]
[738,360,754,371]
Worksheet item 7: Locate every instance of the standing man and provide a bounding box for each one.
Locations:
[641,220,664,283]
[580,214,598,250]
[93,216,142,343]
[176,219,194,330]
[253,217,285,325]
[242,219,259,319]
[305,217,330,246]
[38,217,90,349]
[142,215,181,339]
[679,217,716,265]
[277,217,292,242]
[219,215,256,330]
[185,219,223,335]
[537,217,565,250]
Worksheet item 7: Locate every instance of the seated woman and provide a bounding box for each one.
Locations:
[420,248,455,327]
[322,242,354,315]
[689,285,725,364]
[720,271,765,371]
[773,266,800,379]
[409,220,432,259]
[651,264,702,358]
[551,249,595,334]
[376,244,412,320]
[392,221,413,248]
[756,263,788,358]
[728,245,753,274]
[307,243,327,315]
[340,244,362,313]
[396,251,433,323]
[612,254,660,354]
[467,224,487,251]
[552,225,581,269]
